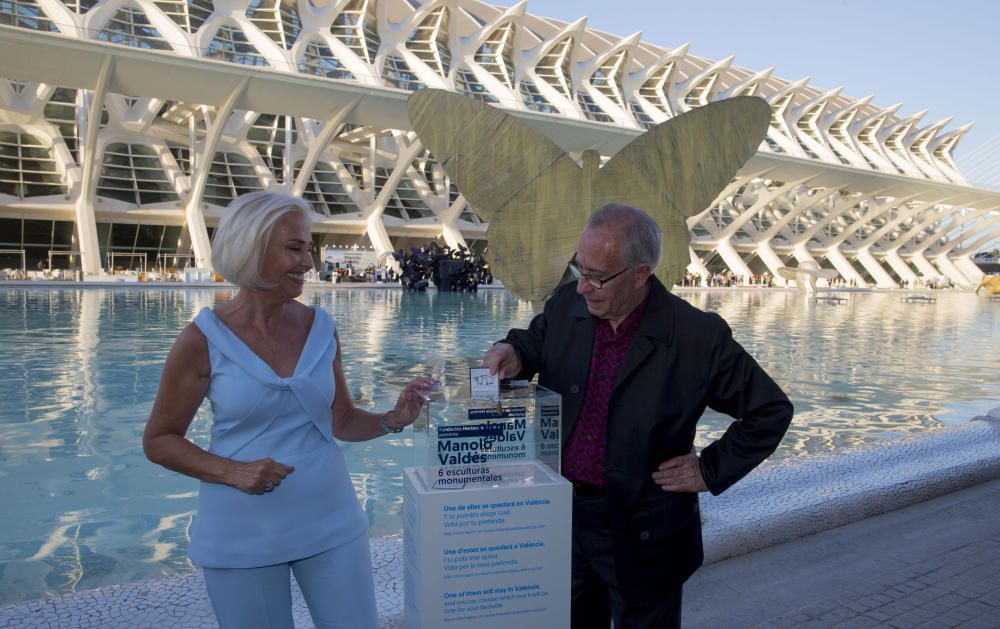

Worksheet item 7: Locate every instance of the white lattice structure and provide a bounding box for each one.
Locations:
[1,0,998,286]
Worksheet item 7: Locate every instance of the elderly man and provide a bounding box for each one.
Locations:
[484,204,793,629]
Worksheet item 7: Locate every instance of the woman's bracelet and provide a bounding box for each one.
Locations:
[380,411,403,434]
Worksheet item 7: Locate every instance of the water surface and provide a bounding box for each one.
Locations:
[0,286,997,604]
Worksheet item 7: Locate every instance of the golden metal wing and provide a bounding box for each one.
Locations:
[408,89,589,301]
[598,96,771,288]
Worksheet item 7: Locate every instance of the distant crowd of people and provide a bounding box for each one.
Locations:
[827,277,861,288]
[677,272,903,289]
[680,271,776,287]
[392,242,492,292]
[903,277,954,290]
[324,262,397,284]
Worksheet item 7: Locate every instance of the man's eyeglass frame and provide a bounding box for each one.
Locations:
[568,256,633,289]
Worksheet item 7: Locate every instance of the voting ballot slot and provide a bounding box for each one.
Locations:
[403,380,571,629]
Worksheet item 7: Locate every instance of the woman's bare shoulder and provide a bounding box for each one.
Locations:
[168,323,210,372]
[176,321,208,344]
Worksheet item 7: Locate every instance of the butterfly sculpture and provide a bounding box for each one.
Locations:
[407,89,770,302]
[777,260,839,294]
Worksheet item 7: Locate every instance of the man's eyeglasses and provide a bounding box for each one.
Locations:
[568,256,632,289]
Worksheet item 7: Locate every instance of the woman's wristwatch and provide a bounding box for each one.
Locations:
[380,411,403,434]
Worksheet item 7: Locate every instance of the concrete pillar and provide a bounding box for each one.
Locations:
[185,77,250,270]
[74,57,115,277]
[714,238,753,281]
[883,250,918,287]
[437,194,469,251]
[854,247,897,288]
[824,247,867,287]
[953,256,985,285]
[910,252,941,279]
[362,136,424,261]
[753,241,787,286]
[686,248,710,285]
[291,101,358,197]
[931,255,974,288]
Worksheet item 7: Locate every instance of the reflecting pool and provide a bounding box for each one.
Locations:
[0,287,997,604]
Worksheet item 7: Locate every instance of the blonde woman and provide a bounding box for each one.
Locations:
[144,191,435,628]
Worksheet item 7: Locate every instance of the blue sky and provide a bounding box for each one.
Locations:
[495,0,1000,185]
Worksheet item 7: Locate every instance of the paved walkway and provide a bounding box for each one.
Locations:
[685,476,1000,628]
[0,537,406,629]
[2,477,999,628]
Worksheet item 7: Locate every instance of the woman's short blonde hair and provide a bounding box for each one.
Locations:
[211,191,312,289]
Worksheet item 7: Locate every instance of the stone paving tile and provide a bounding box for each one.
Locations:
[800,613,833,626]
[892,606,938,625]
[752,533,1000,629]
[957,618,999,629]
[843,616,885,628]
[880,599,916,617]
[824,606,855,621]
[844,598,876,614]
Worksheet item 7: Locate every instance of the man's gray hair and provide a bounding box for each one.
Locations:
[586,203,662,268]
[211,191,312,289]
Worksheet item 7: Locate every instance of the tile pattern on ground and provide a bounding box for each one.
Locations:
[750,534,1000,628]
[0,537,405,629]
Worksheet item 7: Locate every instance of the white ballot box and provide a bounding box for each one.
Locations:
[404,384,570,628]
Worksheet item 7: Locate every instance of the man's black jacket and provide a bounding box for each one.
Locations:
[502,276,793,604]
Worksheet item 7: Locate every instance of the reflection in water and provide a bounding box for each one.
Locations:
[682,290,996,458]
[0,287,997,604]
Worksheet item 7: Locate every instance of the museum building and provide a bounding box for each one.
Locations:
[0,0,998,286]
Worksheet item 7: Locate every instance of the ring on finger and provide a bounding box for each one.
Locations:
[264,481,275,492]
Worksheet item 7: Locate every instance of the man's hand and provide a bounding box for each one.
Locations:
[652,454,708,492]
[483,342,522,381]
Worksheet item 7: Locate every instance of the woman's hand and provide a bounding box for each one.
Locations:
[388,376,440,429]
[229,457,296,495]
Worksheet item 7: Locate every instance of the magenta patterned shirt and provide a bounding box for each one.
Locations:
[561,296,649,486]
